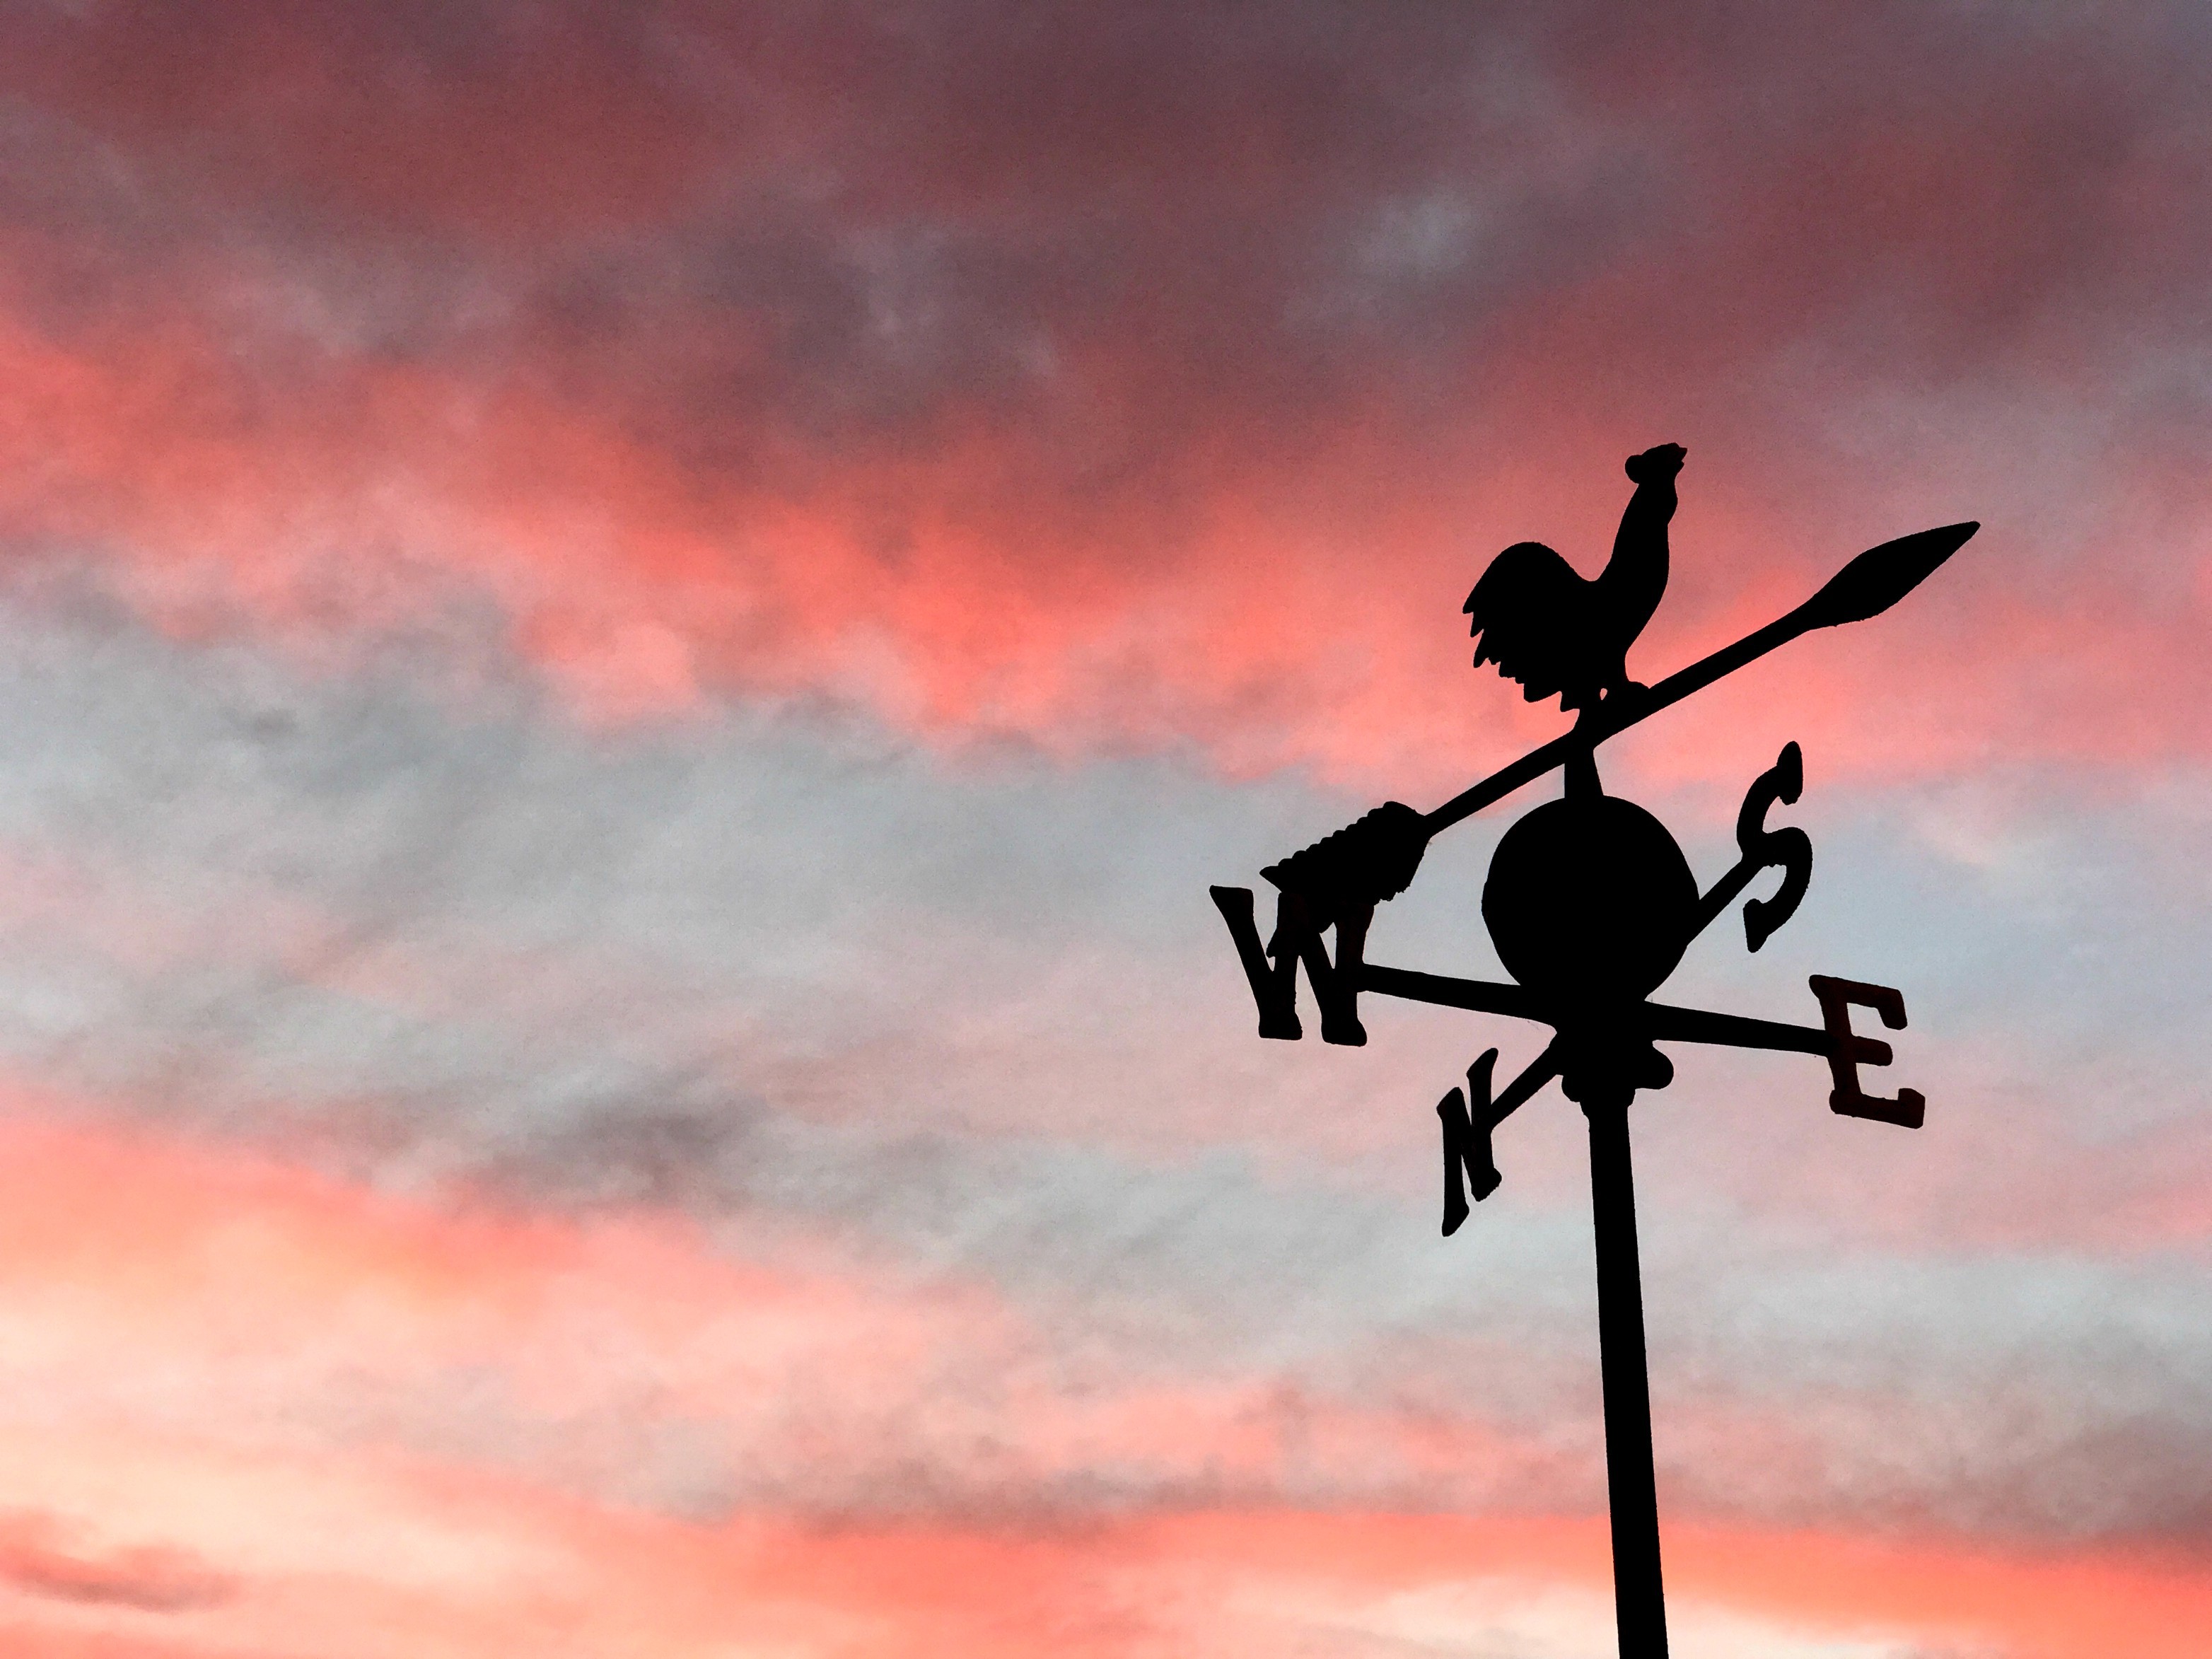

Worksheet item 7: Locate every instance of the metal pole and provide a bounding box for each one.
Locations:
[1583,1091,1668,1658]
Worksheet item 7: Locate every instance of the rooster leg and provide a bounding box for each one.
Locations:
[1597,679,1654,723]
[1564,740,1603,800]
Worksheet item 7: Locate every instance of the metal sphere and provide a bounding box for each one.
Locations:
[1482,795,1699,1009]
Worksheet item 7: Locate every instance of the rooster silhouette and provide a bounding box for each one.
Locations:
[1464,443,1686,715]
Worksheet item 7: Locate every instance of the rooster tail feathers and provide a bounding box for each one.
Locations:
[1465,542,1585,696]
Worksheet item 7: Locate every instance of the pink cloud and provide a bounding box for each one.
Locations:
[0,286,2197,801]
[0,4,2197,789]
[0,1435,2204,1658]
[0,18,2199,1643]
[0,1512,233,1613]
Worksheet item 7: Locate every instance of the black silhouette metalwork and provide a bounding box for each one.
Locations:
[1210,446,1976,1659]
[1465,442,1682,715]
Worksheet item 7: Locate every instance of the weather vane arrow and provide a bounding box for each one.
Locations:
[1216,514,1977,956]
[1206,443,1975,1659]
[1426,516,1977,830]
[1210,511,1976,1049]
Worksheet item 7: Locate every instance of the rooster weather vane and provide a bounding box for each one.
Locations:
[1209,444,1977,1659]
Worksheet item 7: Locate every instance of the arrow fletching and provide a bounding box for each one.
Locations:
[1795,521,1978,631]
[1263,800,1430,914]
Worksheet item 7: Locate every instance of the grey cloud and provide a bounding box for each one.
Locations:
[0,591,2203,1540]
[0,574,2199,1187]
[1646,1244,2212,1543]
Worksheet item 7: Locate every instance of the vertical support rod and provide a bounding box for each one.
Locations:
[1583,1092,1668,1658]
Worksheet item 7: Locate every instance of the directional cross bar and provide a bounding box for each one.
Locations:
[1356,960,1922,1101]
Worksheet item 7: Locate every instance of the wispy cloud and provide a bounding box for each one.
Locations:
[0,1510,234,1612]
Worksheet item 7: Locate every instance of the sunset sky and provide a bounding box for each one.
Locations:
[0,4,2206,1655]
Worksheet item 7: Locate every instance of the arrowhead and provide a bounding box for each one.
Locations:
[1798,521,1978,630]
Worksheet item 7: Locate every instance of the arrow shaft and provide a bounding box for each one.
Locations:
[1424,610,1808,834]
[1421,518,1977,837]
[1356,965,1845,1059]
